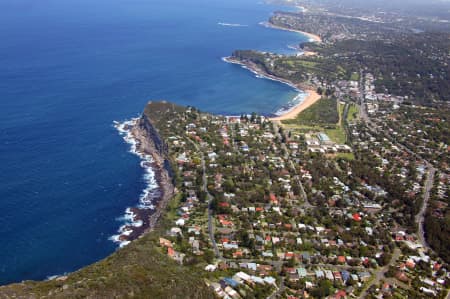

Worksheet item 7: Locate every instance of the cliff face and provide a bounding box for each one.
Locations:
[129,113,174,231]
[133,114,168,164]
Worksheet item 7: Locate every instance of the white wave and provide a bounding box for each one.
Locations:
[109,235,121,243]
[273,92,307,116]
[111,118,162,247]
[119,241,130,248]
[218,22,248,27]
[238,63,300,93]
[109,233,131,248]
[119,226,133,235]
[124,207,135,220]
[46,274,66,281]
[131,220,143,227]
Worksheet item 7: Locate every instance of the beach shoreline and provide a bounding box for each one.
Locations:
[269,89,321,121]
[223,56,321,121]
[261,21,322,43]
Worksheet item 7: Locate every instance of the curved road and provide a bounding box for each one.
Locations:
[416,164,436,252]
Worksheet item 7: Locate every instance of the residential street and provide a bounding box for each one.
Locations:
[358,248,401,299]
[416,165,436,252]
[187,138,221,259]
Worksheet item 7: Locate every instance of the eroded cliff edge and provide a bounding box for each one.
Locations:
[130,109,175,234]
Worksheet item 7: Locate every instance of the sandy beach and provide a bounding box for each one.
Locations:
[270,89,321,121]
[261,22,322,43]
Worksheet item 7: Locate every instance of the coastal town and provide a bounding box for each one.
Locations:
[141,1,450,298]
[145,92,448,298]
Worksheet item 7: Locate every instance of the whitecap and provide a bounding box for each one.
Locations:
[110,118,163,247]
[218,22,248,27]
[273,92,307,116]
[119,241,131,248]
[131,220,143,227]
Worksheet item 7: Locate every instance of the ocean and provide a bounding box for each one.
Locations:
[0,0,308,284]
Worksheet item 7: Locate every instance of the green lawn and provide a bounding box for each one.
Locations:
[334,152,355,160]
[338,102,345,126]
[350,72,360,81]
[282,98,348,144]
[325,127,346,144]
[347,104,359,122]
[166,193,182,221]
[294,60,318,68]
[282,97,339,127]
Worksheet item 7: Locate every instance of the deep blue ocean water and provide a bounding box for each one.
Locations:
[0,0,307,284]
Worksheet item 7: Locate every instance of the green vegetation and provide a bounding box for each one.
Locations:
[425,209,450,263]
[324,127,346,144]
[282,97,339,127]
[350,72,359,81]
[281,97,347,144]
[333,152,355,160]
[311,37,450,105]
[346,103,359,123]
[232,50,347,84]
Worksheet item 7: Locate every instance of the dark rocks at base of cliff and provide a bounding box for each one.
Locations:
[116,114,174,243]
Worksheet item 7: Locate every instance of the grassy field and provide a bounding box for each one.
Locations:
[325,127,346,144]
[282,97,339,127]
[338,102,345,126]
[166,193,182,222]
[347,103,359,123]
[333,152,355,160]
[350,72,360,81]
[283,123,346,144]
[281,98,349,144]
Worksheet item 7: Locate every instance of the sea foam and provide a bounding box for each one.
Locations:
[110,119,161,247]
[218,22,248,27]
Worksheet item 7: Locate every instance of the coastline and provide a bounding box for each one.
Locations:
[112,117,174,247]
[260,21,322,43]
[223,56,321,121]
